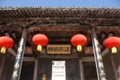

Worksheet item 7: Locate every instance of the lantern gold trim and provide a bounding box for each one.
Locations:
[1,47,6,54]
[111,46,117,54]
[37,45,42,52]
[77,45,82,52]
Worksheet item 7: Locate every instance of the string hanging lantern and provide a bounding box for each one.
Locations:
[71,34,87,52]
[32,34,48,52]
[104,36,120,54]
[0,36,14,54]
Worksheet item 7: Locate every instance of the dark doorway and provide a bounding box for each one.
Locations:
[83,62,97,80]
[37,58,80,80]
[1,53,15,80]
[20,62,34,80]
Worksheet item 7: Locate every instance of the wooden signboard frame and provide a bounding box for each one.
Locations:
[47,45,71,54]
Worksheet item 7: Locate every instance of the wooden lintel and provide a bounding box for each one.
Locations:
[0,18,120,22]
[81,57,94,62]
[0,25,22,31]
[23,57,35,62]
[28,26,87,33]
[97,26,120,32]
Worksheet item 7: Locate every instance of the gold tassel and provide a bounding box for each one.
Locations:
[37,45,42,52]
[111,47,117,54]
[1,47,6,54]
[77,45,82,52]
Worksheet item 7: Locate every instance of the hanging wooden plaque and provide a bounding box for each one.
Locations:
[47,45,71,54]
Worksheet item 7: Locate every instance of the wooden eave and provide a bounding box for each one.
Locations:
[0,8,120,18]
[0,8,120,56]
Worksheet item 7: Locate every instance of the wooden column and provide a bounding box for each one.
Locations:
[11,29,27,80]
[118,66,120,80]
[79,60,84,80]
[0,54,6,78]
[92,28,107,80]
[33,59,38,80]
[111,55,118,80]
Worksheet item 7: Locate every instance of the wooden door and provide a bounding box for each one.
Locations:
[37,58,80,80]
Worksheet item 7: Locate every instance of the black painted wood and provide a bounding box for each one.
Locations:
[103,54,116,80]
[83,62,97,80]
[11,29,27,80]
[92,28,106,80]
[37,58,80,80]
[1,53,15,80]
[66,59,80,80]
[37,59,52,80]
[20,62,34,80]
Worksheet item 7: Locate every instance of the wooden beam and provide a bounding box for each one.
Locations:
[0,18,120,23]
[97,26,120,33]
[101,48,120,57]
[28,26,87,32]
[0,25,22,31]
[81,57,94,62]
[101,48,109,57]
[8,48,17,57]
[8,48,35,62]
[23,57,35,62]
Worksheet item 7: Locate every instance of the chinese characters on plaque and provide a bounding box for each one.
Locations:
[47,45,71,54]
[52,61,66,80]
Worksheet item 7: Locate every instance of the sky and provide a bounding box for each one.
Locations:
[0,0,120,8]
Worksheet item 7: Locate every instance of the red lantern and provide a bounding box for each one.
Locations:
[71,34,87,52]
[104,36,120,54]
[0,36,14,54]
[32,34,48,52]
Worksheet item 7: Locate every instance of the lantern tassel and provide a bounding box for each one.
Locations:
[77,45,82,52]
[0,47,7,54]
[111,47,117,54]
[37,45,42,52]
